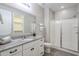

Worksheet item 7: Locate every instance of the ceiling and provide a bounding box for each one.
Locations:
[39,3,78,12]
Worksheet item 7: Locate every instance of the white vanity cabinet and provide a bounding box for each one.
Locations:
[23,38,44,56]
[0,38,44,56]
[0,45,22,56]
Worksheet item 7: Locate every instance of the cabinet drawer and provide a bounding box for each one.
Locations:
[1,45,22,56]
[23,39,44,50]
[23,44,41,56]
[23,47,36,56]
[23,41,35,50]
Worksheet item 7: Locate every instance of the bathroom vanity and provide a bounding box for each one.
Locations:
[0,36,44,56]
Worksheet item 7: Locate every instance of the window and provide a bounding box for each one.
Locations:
[13,13,24,33]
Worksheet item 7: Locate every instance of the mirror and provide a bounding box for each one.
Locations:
[13,12,24,33]
[35,17,44,35]
[12,11,36,37]
[0,8,12,36]
[24,13,35,35]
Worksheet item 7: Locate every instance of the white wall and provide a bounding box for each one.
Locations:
[4,3,44,19]
[44,7,50,42]
[54,20,61,47]
[44,7,55,43]
[44,7,55,53]
[55,7,77,20]
[31,3,44,19]
[49,10,55,46]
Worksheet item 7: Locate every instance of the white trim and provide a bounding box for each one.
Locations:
[52,46,79,56]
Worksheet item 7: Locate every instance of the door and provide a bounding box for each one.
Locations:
[62,18,78,51]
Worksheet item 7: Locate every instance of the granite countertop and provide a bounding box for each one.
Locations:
[0,35,43,52]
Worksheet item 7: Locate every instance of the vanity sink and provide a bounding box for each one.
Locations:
[0,36,11,45]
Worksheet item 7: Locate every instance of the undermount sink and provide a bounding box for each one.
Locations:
[0,36,11,45]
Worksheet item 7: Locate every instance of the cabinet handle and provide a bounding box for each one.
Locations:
[40,45,43,47]
[40,52,44,54]
[10,49,17,54]
[30,48,34,51]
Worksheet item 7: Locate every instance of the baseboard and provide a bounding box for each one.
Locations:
[51,46,79,56]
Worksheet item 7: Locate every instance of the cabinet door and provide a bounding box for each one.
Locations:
[62,18,78,51]
[23,42,38,56]
[1,45,22,56]
[0,9,12,36]
[37,38,44,55]
[23,39,44,56]
[23,46,39,56]
[31,39,44,56]
[23,48,33,56]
